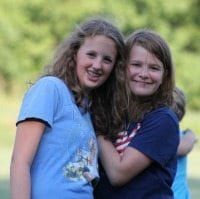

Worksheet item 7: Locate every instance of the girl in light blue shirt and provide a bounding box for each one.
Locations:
[10,16,126,199]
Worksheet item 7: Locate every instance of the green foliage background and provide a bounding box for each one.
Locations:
[0,0,200,110]
[0,1,200,198]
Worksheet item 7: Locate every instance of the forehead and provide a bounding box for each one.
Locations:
[83,35,116,46]
[80,35,117,55]
[129,45,155,59]
[129,45,164,66]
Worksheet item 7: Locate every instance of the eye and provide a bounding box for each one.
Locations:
[130,62,141,67]
[150,65,162,71]
[103,56,113,64]
[87,51,96,58]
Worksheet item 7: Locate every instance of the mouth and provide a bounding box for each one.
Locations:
[87,70,102,82]
[134,79,151,84]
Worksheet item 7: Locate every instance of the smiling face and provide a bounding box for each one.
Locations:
[75,35,117,93]
[127,45,164,97]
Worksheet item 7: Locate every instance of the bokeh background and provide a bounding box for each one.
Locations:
[0,0,199,198]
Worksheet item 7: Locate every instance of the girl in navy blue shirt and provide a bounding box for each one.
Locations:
[94,29,179,199]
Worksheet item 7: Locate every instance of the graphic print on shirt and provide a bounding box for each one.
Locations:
[115,123,141,155]
[63,138,97,181]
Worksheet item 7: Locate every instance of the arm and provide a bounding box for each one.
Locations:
[97,135,152,186]
[10,121,45,199]
[177,129,197,156]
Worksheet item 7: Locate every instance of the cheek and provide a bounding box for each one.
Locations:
[126,67,132,78]
[155,70,164,81]
[105,66,115,76]
[157,73,165,87]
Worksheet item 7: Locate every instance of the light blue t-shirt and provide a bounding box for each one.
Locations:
[17,76,98,199]
[172,131,191,199]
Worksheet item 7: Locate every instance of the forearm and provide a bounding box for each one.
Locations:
[10,160,31,199]
[178,138,193,155]
[97,136,122,185]
[97,135,151,186]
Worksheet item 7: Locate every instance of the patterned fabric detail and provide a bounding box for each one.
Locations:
[115,123,141,155]
[63,138,97,181]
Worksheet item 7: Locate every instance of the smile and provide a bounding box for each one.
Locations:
[87,70,102,77]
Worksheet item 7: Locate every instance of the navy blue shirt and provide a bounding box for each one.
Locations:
[94,106,179,199]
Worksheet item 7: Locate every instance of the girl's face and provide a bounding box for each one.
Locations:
[127,45,164,97]
[75,35,117,93]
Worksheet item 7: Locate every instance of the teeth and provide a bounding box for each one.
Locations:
[88,70,100,77]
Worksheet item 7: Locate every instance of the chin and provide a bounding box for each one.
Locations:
[132,89,145,95]
[134,90,151,97]
[85,84,99,90]
[135,94,147,97]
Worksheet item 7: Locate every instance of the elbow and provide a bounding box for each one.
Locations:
[10,154,31,173]
[107,171,128,187]
[110,179,124,187]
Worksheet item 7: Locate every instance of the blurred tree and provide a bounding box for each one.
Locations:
[0,0,199,110]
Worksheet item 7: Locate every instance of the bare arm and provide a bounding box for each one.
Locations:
[177,129,198,156]
[10,121,45,199]
[97,135,152,186]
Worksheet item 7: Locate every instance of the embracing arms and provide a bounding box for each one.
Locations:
[97,135,152,186]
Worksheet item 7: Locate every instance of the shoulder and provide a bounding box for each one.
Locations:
[146,106,178,124]
[141,106,179,135]
[36,76,66,88]
[137,106,180,151]
[35,76,71,95]
[23,76,74,105]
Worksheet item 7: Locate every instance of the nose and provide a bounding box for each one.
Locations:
[139,66,149,78]
[92,58,102,70]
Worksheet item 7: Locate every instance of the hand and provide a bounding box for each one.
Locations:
[82,167,99,188]
[178,128,198,155]
[183,129,198,144]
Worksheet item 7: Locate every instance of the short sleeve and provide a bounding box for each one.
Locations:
[129,108,179,166]
[17,77,60,127]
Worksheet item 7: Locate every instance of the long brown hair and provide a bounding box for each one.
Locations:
[126,29,175,122]
[44,16,127,136]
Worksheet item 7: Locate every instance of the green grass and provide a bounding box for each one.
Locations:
[0,178,9,199]
[0,148,11,199]
[0,93,200,199]
[2,145,200,199]
[187,144,200,199]
[0,92,22,199]
[0,92,21,147]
